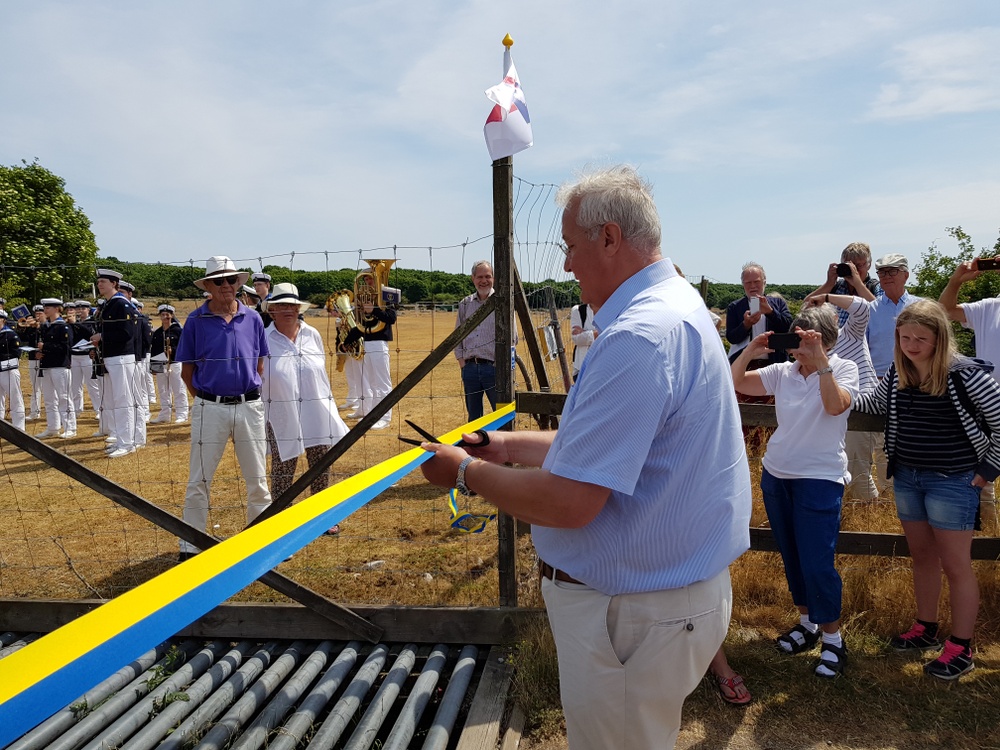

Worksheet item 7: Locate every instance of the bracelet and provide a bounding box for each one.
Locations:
[825,294,829,304]
[816,366,834,375]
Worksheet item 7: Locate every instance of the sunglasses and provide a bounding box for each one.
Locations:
[210,275,239,287]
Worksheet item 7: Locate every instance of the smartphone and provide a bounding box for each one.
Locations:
[748,297,760,314]
[977,258,1000,271]
[836,262,853,277]
[768,332,801,351]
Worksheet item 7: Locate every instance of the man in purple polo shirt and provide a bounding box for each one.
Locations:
[175,256,272,562]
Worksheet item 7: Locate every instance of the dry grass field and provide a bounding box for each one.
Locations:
[3,302,1000,749]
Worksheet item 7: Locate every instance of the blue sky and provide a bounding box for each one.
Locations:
[2,1,998,285]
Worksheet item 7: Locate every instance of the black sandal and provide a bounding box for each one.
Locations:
[775,624,821,654]
[814,640,848,679]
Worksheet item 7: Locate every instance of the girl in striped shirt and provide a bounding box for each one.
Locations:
[854,300,1000,680]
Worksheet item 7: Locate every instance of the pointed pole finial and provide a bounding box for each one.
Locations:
[502,33,514,48]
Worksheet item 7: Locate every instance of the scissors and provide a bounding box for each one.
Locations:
[398,419,491,448]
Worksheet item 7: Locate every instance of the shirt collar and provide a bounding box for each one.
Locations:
[593,258,674,331]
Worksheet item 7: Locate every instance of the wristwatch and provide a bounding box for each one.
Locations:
[456,456,479,497]
[816,366,834,375]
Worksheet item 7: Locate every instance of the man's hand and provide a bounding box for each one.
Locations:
[420,443,471,489]
[457,357,465,369]
[743,308,762,328]
[571,325,583,335]
[758,296,774,316]
[90,333,102,345]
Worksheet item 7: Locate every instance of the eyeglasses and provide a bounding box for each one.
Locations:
[876,267,902,277]
[210,275,239,287]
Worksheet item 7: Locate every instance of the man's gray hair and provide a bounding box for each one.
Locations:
[471,260,493,275]
[792,304,839,350]
[841,242,871,265]
[741,262,766,282]
[555,165,661,255]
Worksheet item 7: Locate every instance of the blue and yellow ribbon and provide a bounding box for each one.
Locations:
[0,404,515,746]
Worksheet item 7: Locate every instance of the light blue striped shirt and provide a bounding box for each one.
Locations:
[535,259,752,595]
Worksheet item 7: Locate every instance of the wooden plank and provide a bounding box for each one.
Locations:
[456,645,516,750]
[0,600,547,644]
[0,420,381,642]
[515,391,566,417]
[750,527,1000,560]
[500,703,525,750]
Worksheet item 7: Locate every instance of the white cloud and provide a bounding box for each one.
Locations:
[868,28,1000,119]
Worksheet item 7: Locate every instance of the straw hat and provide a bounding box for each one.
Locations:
[261,283,312,314]
[193,256,251,291]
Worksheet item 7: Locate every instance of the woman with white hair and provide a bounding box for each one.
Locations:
[150,304,189,424]
[262,283,349,534]
[732,304,859,678]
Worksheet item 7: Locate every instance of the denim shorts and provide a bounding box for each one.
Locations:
[892,465,981,531]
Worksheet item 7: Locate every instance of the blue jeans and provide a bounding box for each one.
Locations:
[761,469,844,624]
[892,465,981,531]
[461,361,496,421]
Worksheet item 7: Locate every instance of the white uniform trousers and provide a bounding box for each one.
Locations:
[0,364,25,430]
[28,360,42,418]
[87,367,103,429]
[70,355,91,414]
[102,354,136,450]
[154,363,189,421]
[39,367,76,434]
[130,357,148,446]
[542,568,731,750]
[180,396,272,554]
[343,355,362,409]
[358,340,391,421]
[145,354,156,403]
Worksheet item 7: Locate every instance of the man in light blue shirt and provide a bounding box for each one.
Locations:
[865,252,920,495]
[421,165,752,750]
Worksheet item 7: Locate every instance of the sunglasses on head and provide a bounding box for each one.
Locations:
[210,275,239,287]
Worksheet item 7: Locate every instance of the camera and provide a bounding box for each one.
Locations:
[836,263,853,277]
[977,258,1000,271]
[768,332,801,351]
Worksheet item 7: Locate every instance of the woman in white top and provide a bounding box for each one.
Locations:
[262,284,349,534]
[731,304,859,679]
[570,303,597,382]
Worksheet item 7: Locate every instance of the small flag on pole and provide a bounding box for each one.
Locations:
[483,34,533,162]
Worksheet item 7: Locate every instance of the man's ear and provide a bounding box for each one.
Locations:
[601,222,623,254]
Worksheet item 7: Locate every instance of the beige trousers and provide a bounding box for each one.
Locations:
[542,567,731,750]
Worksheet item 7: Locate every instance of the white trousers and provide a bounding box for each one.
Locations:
[102,354,136,450]
[0,367,25,430]
[69,356,91,414]
[39,367,76,434]
[542,568,731,750]
[28,361,42,417]
[358,340,391,420]
[155,363,189,420]
[181,397,272,554]
[343,355,362,407]
[145,354,156,403]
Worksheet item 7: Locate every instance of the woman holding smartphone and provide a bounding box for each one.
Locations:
[732,304,859,678]
[853,300,1000,679]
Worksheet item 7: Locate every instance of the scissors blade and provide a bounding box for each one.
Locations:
[403,419,441,444]
[397,436,424,447]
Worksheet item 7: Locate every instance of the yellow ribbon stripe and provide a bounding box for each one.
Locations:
[0,403,515,745]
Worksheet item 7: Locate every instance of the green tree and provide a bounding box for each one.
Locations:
[0,160,99,300]
[911,226,1000,356]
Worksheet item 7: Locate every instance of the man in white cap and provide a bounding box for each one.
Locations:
[35,298,76,438]
[0,310,25,430]
[252,272,273,328]
[70,299,100,420]
[150,304,188,424]
[90,269,138,457]
[175,256,272,561]
[118,281,150,442]
[865,252,921,492]
[25,304,45,420]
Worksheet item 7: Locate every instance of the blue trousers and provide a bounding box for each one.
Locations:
[461,361,496,420]
[761,469,844,624]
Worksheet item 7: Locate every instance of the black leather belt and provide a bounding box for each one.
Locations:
[539,561,584,585]
[466,357,494,365]
[196,388,260,404]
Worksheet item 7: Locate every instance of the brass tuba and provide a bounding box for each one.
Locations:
[353,259,396,333]
[326,288,364,371]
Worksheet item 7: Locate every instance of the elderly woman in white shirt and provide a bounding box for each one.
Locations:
[262,283,349,534]
[731,304,859,679]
